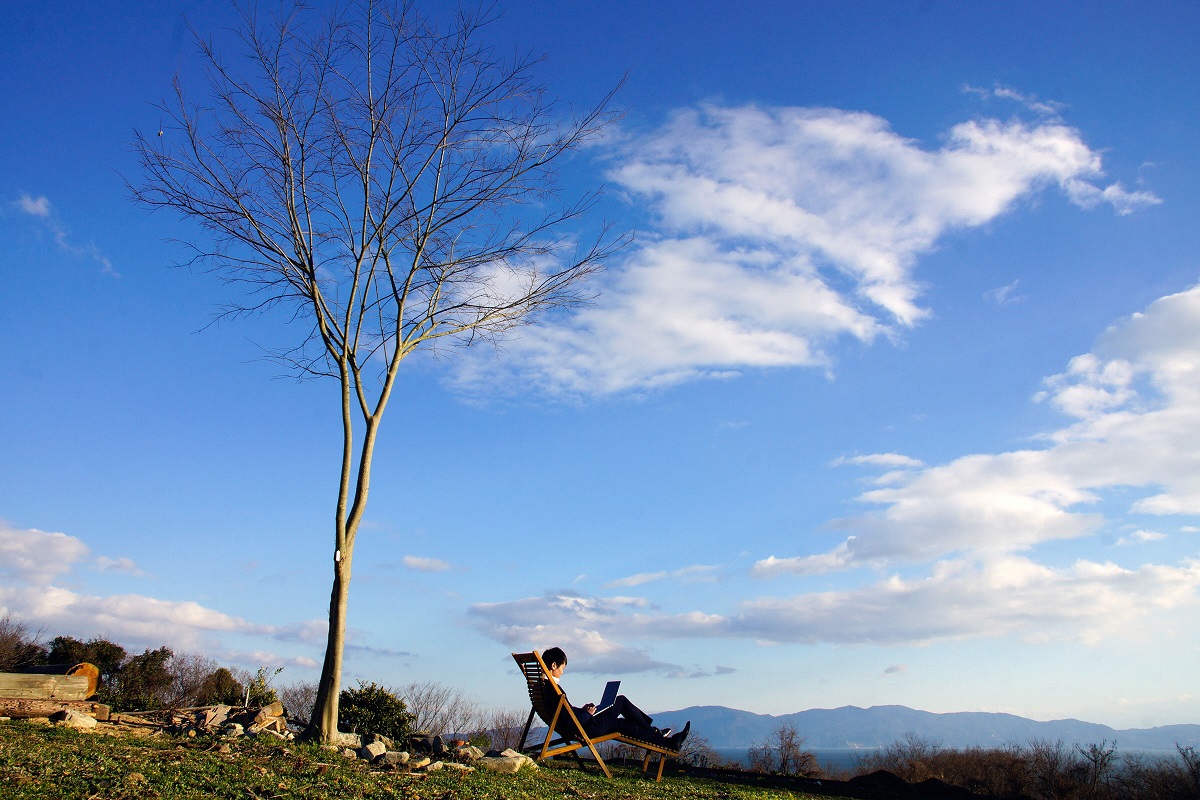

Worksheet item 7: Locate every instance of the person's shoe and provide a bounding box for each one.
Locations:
[668,721,690,749]
[655,726,672,738]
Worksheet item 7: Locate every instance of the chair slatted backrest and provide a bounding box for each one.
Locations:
[513,651,584,739]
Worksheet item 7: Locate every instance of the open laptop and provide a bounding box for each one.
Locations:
[594,680,620,713]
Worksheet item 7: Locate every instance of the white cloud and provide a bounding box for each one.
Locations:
[764,285,1200,572]
[470,555,1200,650]
[469,591,679,674]
[832,453,924,469]
[459,105,1156,396]
[0,523,89,585]
[15,193,51,217]
[471,285,1200,652]
[94,555,145,575]
[1117,529,1167,546]
[1063,179,1162,216]
[605,564,719,588]
[0,583,274,651]
[0,521,325,656]
[985,279,1026,306]
[754,541,856,577]
[962,83,1067,117]
[402,555,452,572]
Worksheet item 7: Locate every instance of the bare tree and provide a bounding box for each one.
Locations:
[1078,739,1117,799]
[480,705,527,751]
[401,680,486,736]
[279,680,319,725]
[0,616,45,672]
[132,0,621,742]
[748,721,819,777]
[163,652,221,707]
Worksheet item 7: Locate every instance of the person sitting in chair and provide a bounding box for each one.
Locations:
[542,646,690,750]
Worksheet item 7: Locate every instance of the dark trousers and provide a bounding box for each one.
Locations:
[582,695,668,746]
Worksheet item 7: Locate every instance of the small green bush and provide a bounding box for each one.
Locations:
[338,681,415,740]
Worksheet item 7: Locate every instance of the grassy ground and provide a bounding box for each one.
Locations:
[0,719,850,800]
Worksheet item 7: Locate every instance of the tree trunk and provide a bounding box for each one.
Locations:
[0,698,110,720]
[306,554,352,742]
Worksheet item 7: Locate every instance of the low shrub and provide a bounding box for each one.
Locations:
[338,680,415,740]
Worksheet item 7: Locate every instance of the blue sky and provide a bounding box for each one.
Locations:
[3,0,1199,732]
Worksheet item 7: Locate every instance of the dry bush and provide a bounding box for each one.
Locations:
[846,736,1199,800]
[279,681,318,725]
[747,722,819,777]
[479,706,528,751]
[0,616,45,671]
[855,732,946,783]
[677,732,729,768]
[400,680,486,737]
[164,652,221,707]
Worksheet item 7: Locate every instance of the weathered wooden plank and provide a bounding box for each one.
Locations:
[0,673,91,701]
[0,697,110,720]
[18,663,100,698]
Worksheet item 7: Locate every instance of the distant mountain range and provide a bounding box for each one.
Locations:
[650,705,1200,752]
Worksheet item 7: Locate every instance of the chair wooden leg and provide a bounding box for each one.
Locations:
[517,708,536,752]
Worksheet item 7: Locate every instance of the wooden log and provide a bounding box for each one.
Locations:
[0,697,110,721]
[0,673,91,701]
[18,663,100,698]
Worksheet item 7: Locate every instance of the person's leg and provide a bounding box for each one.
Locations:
[582,711,619,738]
[609,695,653,727]
[615,717,671,747]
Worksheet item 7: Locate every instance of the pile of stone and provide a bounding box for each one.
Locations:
[321,732,537,774]
[165,701,293,741]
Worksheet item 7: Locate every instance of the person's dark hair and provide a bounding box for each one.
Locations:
[542,647,567,668]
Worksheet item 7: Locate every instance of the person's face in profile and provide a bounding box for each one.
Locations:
[548,661,565,679]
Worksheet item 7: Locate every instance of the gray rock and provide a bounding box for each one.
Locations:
[329,731,363,748]
[365,733,394,750]
[360,740,388,761]
[455,745,485,762]
[49,709,97,729]
[478,751,538,773]
[378,751,409,767]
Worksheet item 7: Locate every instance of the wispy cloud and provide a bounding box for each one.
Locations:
[470,554,1199,651]
[985,279,1026,306]
[402,555,452,572]
[94,555,145,575]
[1117,529,1167,546]
[605,564,719,588]
[831,453,925,469]
[458,105,1157,396]
[11,192,119,277]
[16,193,51,217]
[962,83,1067,116]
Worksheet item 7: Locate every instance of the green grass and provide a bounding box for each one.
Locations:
[0,720,847,800]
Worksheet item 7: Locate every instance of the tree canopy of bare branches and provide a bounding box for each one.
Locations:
[132,0,622,742]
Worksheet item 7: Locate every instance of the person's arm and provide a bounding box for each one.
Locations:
[546,678,595,719]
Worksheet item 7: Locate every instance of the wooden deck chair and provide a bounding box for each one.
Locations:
[512,650,679,782]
